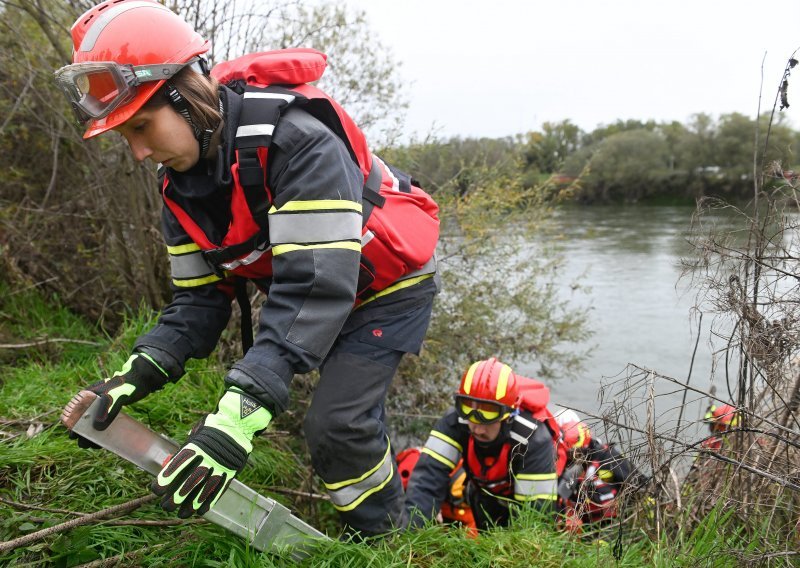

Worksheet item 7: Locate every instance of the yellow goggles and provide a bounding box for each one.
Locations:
[455,396,511,424]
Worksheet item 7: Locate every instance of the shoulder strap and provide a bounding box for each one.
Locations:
[235,86,302,231]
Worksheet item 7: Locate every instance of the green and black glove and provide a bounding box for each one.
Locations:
[151,387,272,518]
[71,352,170,448]
[86,352,170,430]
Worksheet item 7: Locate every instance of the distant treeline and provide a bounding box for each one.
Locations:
[386,113,799,204]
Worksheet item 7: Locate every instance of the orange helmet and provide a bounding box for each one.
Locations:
[704,404,738,432]
[561,420,592,450]
[54,0,210,138]
[454,358,520,424]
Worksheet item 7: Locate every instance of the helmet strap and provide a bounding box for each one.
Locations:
[165,82,215,158]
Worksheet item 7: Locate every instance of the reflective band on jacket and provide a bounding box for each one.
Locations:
[509,414,538,445]
[236,124,274,138]
[167,243,223,287]
[324,443,394,511]
[268,199,362,256]
[269,210,361,245]
[514,472,558,501]
[421,430,462,470]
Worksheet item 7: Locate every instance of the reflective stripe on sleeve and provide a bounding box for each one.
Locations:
[514,472,558,501]
[268,199,362,256]
[269,210,362,245]
[420,430,462,470]
[167,243,223,287]
[323,443,394,512]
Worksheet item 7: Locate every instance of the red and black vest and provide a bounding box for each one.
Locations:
[465,438,514,497]
[163,49,439,303]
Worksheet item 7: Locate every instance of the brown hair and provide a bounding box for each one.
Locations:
[144,66,221,132]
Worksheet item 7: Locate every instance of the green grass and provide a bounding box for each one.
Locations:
[0,282,788,566]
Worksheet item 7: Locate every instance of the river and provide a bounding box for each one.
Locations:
[513,204,740,445]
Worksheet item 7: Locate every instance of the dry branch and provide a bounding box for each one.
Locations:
[0,494,158,554]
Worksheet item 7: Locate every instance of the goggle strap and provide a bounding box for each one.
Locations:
[129,62,193,85]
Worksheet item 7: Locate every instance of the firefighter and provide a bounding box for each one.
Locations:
[54,0,439,538]
[405,358,559,530]
[557,420,634,532]
[701,403,739,451]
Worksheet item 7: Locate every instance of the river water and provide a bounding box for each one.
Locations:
[513,204,737,442]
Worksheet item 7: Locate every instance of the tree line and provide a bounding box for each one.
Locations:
[387,112,798,205]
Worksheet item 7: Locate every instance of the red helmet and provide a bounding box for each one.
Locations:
[55,0,210,138]
[704,404,738,431]
[561,420,592,450]
[454,358,520,424]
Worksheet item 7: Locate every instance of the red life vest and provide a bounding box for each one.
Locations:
[396,447,421,491]
[163,48,439,301]
[465,438,514,496]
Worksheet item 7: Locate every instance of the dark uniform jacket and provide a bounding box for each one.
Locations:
[131,85,436,415]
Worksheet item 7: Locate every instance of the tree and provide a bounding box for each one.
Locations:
[522,119,583,175]
[582,129,670,202]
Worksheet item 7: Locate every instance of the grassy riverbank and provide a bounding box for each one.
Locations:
[0,284,768,567]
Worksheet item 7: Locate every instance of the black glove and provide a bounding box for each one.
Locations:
[69,352,169,448]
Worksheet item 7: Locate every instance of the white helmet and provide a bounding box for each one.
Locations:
[553,406,581,427]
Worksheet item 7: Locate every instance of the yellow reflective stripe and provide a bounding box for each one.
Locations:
[268,199,362,213]
[357,274,434,308]
[515,493,558,501]
[323,444,394,512]
[172,273,223,287]
[167,242,201,255]
[430,430,462,452]
[324,444,391,491]
[462,361,480,395]
[516,472,557,480]
[421,447,456,470]
[496,364,512,400]
[271,242,361,256]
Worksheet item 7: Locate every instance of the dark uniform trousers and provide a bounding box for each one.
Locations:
[303,285,436,536]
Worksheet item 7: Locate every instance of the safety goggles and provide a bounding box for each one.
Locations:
[54,60,192,124]
[454,395,512,425]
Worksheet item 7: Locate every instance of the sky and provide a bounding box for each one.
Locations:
[343,0,800,140]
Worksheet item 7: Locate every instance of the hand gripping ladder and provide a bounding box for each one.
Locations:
[62,391,329,561]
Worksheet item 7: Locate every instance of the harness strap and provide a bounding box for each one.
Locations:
[234,277,253,354]
[361,157,385,225]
